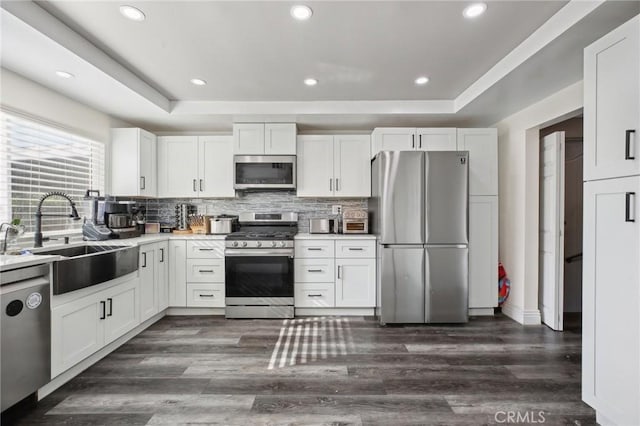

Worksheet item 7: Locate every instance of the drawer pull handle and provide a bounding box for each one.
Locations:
[199,269,214,273]
[625,192,636,222]
[625,130,636,160]
[199,294,214,298]
[307,248,322,251]
[307,294,323,297]
[307,269,323,273]
[198,248,215,251]
[348,247,364,251]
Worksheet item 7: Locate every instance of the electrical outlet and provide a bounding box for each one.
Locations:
[332,205,342,215]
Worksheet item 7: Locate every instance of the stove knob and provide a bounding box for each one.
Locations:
[256,241,262,247]
[280,241,287,247]
[242,241,248,247]
[271,241,277,247]
[232,241,239,247]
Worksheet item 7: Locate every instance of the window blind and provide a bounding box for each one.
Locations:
[0,111,105,233]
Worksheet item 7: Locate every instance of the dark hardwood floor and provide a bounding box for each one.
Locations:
[8,314,594,425]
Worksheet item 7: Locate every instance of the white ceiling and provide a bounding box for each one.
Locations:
[1,1,639,132]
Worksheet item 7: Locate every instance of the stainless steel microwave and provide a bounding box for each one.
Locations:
[233,155,296,190]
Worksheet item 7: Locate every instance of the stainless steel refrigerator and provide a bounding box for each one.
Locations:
[370,150,469,324]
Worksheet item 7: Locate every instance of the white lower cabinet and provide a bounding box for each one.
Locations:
[186,283,225,307]
[157,242,169,311]
[139,245,157,322]
[169,240,187,307]
[51,276,140,378]
[335,258,376,307]
[295,238,376,309]
[468,196,499,310]
[583,176,639,425]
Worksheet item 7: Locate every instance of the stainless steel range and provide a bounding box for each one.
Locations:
[224,212,297,319]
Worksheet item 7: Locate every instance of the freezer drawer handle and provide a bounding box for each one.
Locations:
[307,269,323,273]
[625,192,635,222]
[307,294,323,297]
[348,247,364,251]
[625,130,636,160]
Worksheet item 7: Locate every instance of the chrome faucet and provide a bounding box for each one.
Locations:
[34,192,81,248]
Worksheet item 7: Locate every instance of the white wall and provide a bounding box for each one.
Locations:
[0,68,128,142]
[494,81,583,324]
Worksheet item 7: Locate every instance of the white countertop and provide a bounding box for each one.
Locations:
[295,233,377,240]
[0,254,60,272]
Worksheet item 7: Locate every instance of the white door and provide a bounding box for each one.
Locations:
[157,136,199,197]
[198,136,235,197]
[583,176,639,424]
[334,135,371,197]
[468,196,499,309]
[157,242,169,311]
[51,293,104,377]
[233,123,265,154]
[335,259,376,307]
[296,135,335,197]
[371,128,416,158]
[457,128,499,196]
[265,123,296,155]
[139,246,157,322]
[104,278,139,345]
[138,130,156,197]
[416,128,457,151]
[539,132,565,331]
[584,17,639,181]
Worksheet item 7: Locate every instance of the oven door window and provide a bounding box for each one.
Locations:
[225,255,293,297]
[235,162,294,185]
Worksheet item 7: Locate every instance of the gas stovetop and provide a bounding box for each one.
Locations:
[225,212,298,249]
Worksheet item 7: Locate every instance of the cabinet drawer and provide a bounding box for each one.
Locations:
[186,241,225,259]
[186,283,225,307]
[186,259,225,283]
[295,283,335,308]
[295,240,335,258]
[335,240,375,258]
[295,258,335,282]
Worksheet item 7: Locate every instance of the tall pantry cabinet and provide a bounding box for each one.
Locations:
[582,15,639,426]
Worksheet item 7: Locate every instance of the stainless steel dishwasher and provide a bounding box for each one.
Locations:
[1,263,51,412]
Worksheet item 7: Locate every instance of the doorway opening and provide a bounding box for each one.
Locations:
[538,116,583,331]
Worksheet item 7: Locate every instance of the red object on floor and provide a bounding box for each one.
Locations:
[498,262,510,305]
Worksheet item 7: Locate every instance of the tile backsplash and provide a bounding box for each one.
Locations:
[125,191,367,233]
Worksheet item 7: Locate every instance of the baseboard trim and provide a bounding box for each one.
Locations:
[469,308,495,316]
[295,308,374,316]
[501,304,541,325]
[38,311,165,400]
[166,307,224,316]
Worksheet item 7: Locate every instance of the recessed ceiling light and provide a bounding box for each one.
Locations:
[463,3,487,19]
[55,71,74,79]
[415,76,429,85]
[119,5,146,22]
[291,5,313,21]
[190,78,207,86]
[304,78,318,86]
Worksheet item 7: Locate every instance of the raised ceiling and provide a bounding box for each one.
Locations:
[1,1,639,131]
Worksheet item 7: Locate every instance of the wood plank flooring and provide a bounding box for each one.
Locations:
[7,314,594,425]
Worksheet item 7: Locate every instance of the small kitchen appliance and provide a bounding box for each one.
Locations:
[104,201,140,239]
[210,214,239,234]
[309,218,333,234]
[224,212,297,319]
[342,209,369,234]
[233,155,296,190]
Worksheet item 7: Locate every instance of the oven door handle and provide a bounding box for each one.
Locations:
[225,249,294,257]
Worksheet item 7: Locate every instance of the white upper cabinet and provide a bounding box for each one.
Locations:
[334,135,371,197]
[416,128,457,151]
[198,136,235,198]
[233,123,296,155]
[297,135,334,197]
[584,16,639,181]
[111,128,157,197]
[158,135,234,198]
[457,128,498,196]
[297,135,371,198]
[371,128,416,155]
